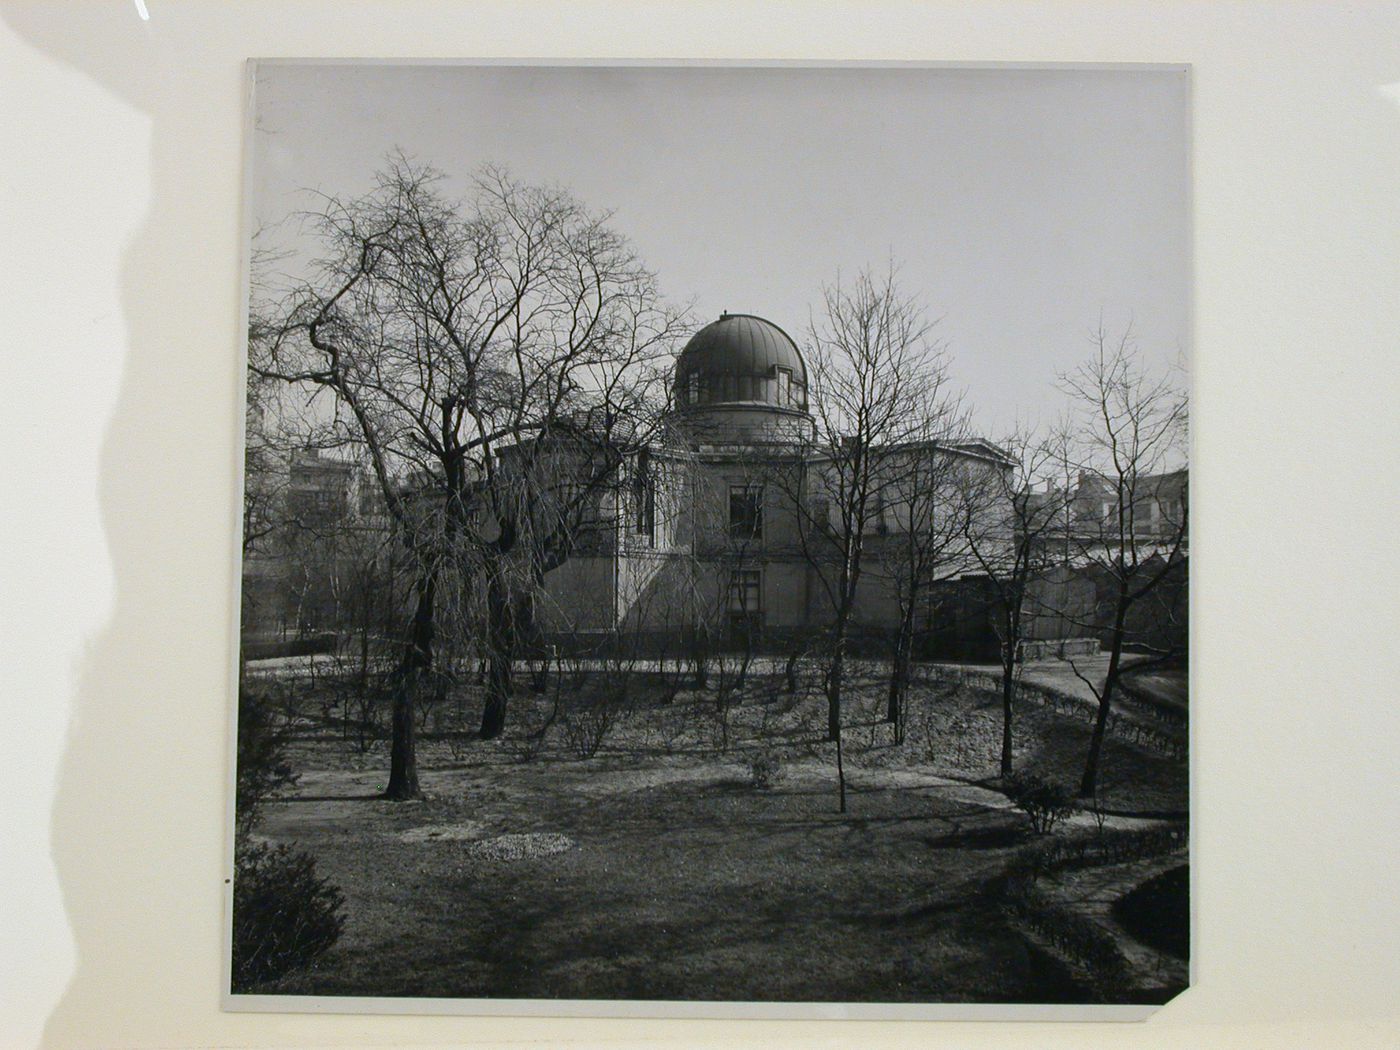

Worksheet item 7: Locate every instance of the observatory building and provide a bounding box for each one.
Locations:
[534,312,1012,651]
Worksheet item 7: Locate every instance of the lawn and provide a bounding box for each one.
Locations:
[248,663,1187,1002]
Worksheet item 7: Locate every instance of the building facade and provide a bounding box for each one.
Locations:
[534,312,1016,653]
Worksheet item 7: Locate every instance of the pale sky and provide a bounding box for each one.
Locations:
[251,62,1190,435]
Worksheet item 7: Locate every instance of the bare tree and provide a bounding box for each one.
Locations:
[871,402,974,744]
[961,427,1071,777]
[787,263,953,811]
[1055,323,1188,798]
[250,157,685,798]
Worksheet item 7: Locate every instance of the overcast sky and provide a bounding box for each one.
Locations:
[251,62,1189,435]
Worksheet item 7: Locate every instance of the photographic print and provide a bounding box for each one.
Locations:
[233,61,1190,1013]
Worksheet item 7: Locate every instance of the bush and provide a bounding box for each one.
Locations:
[505,694,559,763]
[236,684,299,839]
[242,633,338,661]
[1005,772,1075,835]
[231,840,345,991]
[561,688,622,759]
[749,751,783,789]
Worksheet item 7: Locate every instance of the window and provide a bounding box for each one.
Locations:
[869,491,888,535]
[633,451,656,545]
[643,484,656,544]
[556,481,585,525]
[775,367,791,406]
[729,485,763,541]
[686,372,702,405]
[728,569,762,613]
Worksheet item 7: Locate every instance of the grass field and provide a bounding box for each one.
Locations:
[248,662,1187,1002]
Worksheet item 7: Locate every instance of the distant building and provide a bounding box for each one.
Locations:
[242,450,375,643]
[1018,468,1189,657]
[286,450,357,529]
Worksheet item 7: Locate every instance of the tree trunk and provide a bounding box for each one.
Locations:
[999,647,1015,778]
[359,623,370,692]
[736,627,754,691]
[385,572,435,800]
[691,626,709,689]
[835,720,847,814]
[998,595,1024,778]
[784,648,800,694]
[826,637,845,742]
[480,572,514,740]
[1079,600,1129,797]
[886,607,916,742]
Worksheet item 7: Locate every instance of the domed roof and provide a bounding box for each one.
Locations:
[678,313,805,380]
[673,313,808,412]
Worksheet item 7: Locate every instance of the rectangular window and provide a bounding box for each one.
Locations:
[687,373,699,405]
[556,481,585,525]
[776,367,791,406]
[642,483,656,544]
[729,486,763,541]
[633,452,656,545]
[868,491,889,535]
[728,569,762,613]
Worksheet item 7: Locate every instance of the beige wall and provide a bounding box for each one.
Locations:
[536,556,616,632]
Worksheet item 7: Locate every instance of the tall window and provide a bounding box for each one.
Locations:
[633,465,656,549]
[776,367,791,406]
[869,490,888,535]
[728,569,762,613]
[556,481,585,526]
[729,486,763,541]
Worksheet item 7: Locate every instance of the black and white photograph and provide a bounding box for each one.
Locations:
[233,61,1191,1010]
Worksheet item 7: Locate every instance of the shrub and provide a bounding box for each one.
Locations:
[242,633,338,661]
[1005,772,1076,835]
[749,751,783,789]
[235,684,299,839]
[561,686,623,759]
[231,841,345,991]
[504,695,559,763]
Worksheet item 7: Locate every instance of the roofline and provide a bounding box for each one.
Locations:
[862,437,1016,468]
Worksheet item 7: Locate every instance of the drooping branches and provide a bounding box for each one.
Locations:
[249,156,687,793]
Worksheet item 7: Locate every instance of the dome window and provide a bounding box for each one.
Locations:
[775,367,791,406]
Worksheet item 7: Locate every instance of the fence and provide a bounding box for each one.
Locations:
[915,665,1187,761]
[1000,823,1187,1000]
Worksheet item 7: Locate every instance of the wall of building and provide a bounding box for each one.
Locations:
[535,555,617,634]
